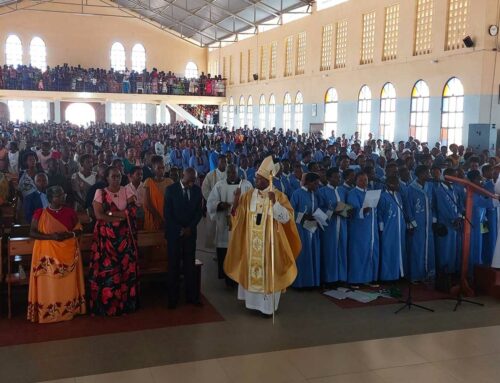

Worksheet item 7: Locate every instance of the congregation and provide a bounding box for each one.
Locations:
[0,64,226,96]
[1,119,499,321]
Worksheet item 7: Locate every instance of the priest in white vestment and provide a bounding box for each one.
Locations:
[202,154,227,249]
[207,164,253,286]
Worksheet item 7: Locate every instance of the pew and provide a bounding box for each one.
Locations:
[2,231,203,318]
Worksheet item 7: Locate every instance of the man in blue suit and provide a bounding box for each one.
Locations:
[24,172,49,223]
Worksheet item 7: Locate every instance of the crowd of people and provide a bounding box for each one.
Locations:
[180,104,219,125]
[1,119,500,322]
[0,64,226,96]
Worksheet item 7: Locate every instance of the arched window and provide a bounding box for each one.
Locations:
[324,88,338,134]
[283,93,292,131]
[294,92,304,132]
[268,94,276,129]
[110,42,126,71]
[239,95,246,128]
[441,77,464,146]
[228,97,235,128]
[65,103,95,127]
[185,61,198,78]
[131,44,146,72]
[30,37,46,70]
[409,80,430,142]
[7,100,25,122]
[6,35,22,66]
[380,83,397,142]
[31,101,48,123]
[259,95,266,130]
[247,96,253,129]
[357,85,372,141]
[221,104,228,126]
[111,102,126,124]
[132,103,147,123]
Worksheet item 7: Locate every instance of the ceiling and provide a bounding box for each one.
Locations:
[113,0,313,46]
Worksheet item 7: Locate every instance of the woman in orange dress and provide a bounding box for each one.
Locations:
[27,185,86,323]
[143,155,173,231]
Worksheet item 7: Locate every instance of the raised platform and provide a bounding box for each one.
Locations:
[0,89,226,105]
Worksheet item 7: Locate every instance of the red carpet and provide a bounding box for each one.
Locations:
[324,283,452,309]
[0,283,224,347]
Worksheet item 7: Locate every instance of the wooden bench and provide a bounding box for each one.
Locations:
[3,231,203,318]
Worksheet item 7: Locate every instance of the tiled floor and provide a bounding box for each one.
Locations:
[3,220,500,382]
[39,326,500,383]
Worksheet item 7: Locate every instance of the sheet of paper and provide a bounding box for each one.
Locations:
[326,209,334,220]
[295,212,304,224]
[323,289,347,300]
[303,220,318,234]
[313,208,329,229]
[362,190,382,209]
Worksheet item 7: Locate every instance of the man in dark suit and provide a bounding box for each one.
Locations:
[24,172,49,222]
[164,167,203,309]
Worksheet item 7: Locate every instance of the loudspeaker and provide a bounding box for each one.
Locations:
[463,36,474,48]
[253,74,258,81]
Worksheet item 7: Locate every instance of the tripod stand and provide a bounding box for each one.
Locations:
[388,187,434,314]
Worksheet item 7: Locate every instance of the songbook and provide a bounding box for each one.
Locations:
[313,208,329,230]
[362,190,381,209]
[334,201,354,218]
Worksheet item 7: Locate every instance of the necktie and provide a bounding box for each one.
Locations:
[183,187,190,202]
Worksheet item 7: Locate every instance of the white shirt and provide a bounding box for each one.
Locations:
[125,182,145,207]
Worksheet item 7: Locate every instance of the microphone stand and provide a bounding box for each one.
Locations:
[389,186,434,314]
[374,178,434,313]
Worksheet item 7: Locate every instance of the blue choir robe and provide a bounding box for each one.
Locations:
[169,149,183,168]
[182,148,195,169]
[346,187,379,284]
[377,190,405,281]
[339,182,353,196]
[189,155,210,176]
[238,167,256,185]
[318,185,348,283]
[434,183,461,274]
[273,178,286,193]
[469,192,491,272]
[406,181,436,281]
[221,141,235,154]
[288,174,301,197]
[314,150,326,162]
[280,173,293,198]
[300,161,309,173]
[209,151,220,171]
[482,180,497,265]
[291,187,322,288]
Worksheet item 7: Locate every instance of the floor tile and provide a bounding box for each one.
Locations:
[150,359,230,383]
[74,369,153,383]
[217,351,305,383]
[307,371,388,383]
[350,337,426,370]
[398,330,487,361]
[374,363,461,383]
[283,343,370,379]
[433,354,500,383]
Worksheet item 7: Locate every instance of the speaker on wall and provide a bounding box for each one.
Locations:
[463,36,474,48]
[253,74,258,81]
